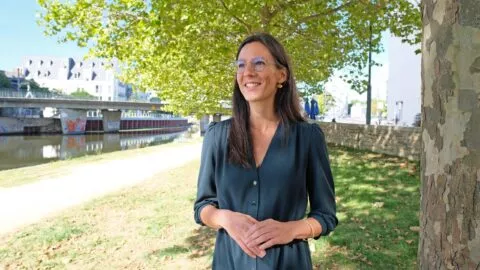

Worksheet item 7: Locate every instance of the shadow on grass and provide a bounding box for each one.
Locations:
[154,245,190,257]
[313,146,420,269]
[154,226,215,263]
[185,226,216,259]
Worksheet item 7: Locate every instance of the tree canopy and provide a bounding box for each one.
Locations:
[37,0,420,115]
[70,88,95,99]
[0,71,11,88]
[20,79,51,93]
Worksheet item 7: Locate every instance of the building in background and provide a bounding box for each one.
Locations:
[386,35,421,126]
[2,69,26,90]
[22,56,129,101]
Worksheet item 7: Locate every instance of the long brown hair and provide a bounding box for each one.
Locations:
[228,33,305,168]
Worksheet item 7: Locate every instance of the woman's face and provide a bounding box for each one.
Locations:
[236,42,286,104]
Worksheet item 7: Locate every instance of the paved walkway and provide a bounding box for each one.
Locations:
[0,142,202,235]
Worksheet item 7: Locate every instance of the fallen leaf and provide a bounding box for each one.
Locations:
[360,256,373,265]
[350,217,361,223]
[410,226,420,232]
[372,202,384,208]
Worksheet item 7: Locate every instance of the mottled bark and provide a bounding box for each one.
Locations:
[420,0,480,269]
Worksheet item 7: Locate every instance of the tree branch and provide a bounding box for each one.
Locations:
[270,0,311,17]
[217,0,252,33]
[280,1,358,37]
[260,0,309,30]
[284,0,386,38]
[295,1,357,24]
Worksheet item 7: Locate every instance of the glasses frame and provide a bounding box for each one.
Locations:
[234,56,281,74]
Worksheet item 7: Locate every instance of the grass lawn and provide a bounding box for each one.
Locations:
[314,147,420,269]
[0,145,420,269]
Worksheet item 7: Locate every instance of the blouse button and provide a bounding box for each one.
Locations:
[251,201,256,206]
[253,180,257,186]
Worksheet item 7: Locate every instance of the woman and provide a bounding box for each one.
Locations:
[194,33,337,269]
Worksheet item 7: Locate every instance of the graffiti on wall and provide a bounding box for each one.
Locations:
[0,117,23,133]
[60,109,87,134]
[64,118,87,133]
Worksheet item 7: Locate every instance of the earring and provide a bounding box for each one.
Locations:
[277,83,283,89]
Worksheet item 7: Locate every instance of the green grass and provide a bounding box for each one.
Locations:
[311,146,420,269]
[0,145,420,269]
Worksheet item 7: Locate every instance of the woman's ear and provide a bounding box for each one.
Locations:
[279,68,288,84]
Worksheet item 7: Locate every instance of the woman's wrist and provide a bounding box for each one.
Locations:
[214,209,231,230]
[200,206,229,230]
[212,208,232,230]
[290,218,320,240]
[289,220,310,240]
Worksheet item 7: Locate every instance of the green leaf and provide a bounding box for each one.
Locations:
[36,0,421,115]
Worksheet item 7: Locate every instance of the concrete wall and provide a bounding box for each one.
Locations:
[317,122,421,160]
[0,117,61,134]
[101,110,121,132]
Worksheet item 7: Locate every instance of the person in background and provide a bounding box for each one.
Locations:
[194,33,338,269]
[309,97,319,120]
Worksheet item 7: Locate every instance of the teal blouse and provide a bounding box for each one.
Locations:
[194,119,337,270]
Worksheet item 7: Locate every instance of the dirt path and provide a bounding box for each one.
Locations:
[0,142,202,235]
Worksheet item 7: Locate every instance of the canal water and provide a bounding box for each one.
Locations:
[0,131,187,171]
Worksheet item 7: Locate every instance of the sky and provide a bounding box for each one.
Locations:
[325,32,390,102]
[0,0,87,72]
[0,0,390,101]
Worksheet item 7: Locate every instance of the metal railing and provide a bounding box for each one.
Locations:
[0,89,62,99]
[0,89,162,104]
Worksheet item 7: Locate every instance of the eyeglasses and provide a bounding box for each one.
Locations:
[234,56,276,73]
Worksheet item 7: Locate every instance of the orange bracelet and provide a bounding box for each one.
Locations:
[304,219,315,239]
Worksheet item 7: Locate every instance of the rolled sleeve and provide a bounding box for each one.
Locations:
[306,123,338,237]
[193,123,219,225]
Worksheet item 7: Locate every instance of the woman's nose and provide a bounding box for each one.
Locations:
[243,62,256,75]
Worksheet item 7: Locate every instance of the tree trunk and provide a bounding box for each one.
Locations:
[420,0,480,269]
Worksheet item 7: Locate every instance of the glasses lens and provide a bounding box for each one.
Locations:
[252,59,266,72]
[235,60,245,73]
[234,57,268,73]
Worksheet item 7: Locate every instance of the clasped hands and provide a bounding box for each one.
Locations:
[220,210,295,259]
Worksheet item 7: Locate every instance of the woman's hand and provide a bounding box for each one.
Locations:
[218,210,265,258]
[244,219,295,250]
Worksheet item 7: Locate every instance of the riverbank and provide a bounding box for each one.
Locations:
[0,139,202,235]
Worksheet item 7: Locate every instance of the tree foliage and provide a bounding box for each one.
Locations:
[316,93,335,116]
[70,88,95,99]
[0,71,11,88]
[20,79,51,93]
[37,0,421,115]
